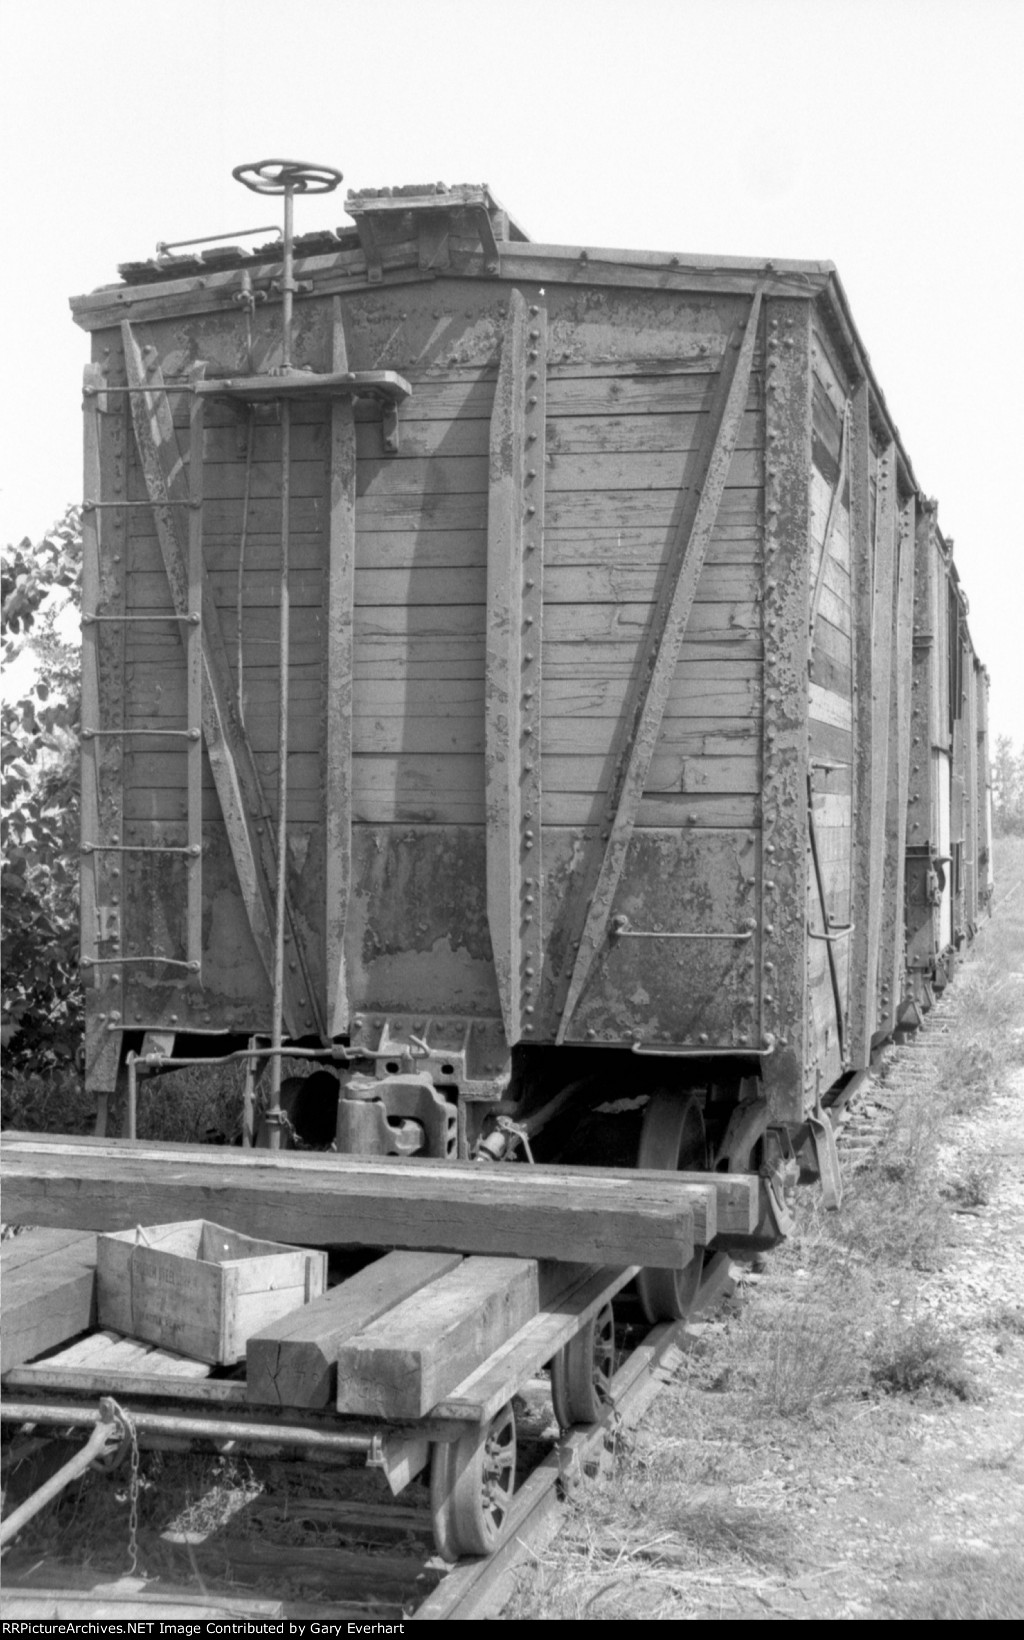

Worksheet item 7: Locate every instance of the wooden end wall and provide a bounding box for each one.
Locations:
[83,280,772,1076]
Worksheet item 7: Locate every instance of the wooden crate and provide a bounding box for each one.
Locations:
[96,1220,326,1365]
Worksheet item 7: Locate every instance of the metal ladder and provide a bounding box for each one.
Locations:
[80,372,205,981]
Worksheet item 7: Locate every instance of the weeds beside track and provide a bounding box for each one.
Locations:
[502,837,1024,1622]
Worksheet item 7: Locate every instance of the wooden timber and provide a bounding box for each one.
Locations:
[334,1256,541,1419]
[0,1229,97,1372]
[246,1249,463,1408]
[432,1263,638,1424]
[0,1134,702,1270]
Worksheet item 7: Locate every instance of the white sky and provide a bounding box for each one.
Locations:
[2,0,1021,742]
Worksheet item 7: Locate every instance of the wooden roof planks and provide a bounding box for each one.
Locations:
[0,1132,730,1270]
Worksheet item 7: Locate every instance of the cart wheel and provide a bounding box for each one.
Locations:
[636,1090,708,1323]
[550,1302,616,1427]
[430,1401,517,1560]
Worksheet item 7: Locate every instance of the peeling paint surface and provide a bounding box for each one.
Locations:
[348,827,500,1016]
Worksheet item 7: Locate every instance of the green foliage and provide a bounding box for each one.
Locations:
[1,507,83,1079]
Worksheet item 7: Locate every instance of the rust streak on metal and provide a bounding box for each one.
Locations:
[847,379,874,1065]
[760,299,812,1123]
[485,289,546,1044]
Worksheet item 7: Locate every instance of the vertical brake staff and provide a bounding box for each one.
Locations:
[231,160,344,1147]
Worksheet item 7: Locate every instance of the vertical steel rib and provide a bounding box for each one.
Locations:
[485,289,546,1045]
[555,286,765,1043]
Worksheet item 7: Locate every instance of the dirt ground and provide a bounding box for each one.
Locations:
[505,861,1024,1622]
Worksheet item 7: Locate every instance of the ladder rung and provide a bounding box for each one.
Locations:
[84,382,195,396]
[82,727,200,741]
[81,842,201,856]
[82,612,201,625]
[82,499,199,510]
[82,360,206,988]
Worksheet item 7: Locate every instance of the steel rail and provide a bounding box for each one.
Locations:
[413,1318,689,1621]
[0,1318,695,1616]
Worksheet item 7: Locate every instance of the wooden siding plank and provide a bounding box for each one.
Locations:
[809,401,851,650]
[554,289,765,1042]
[546,410,761,454]
[810,644,853,700]
[345,669,761,719]
[140,525,756,576]
[338,793,761,829]
[808,684,853,731]
[812,613,851,669]
[352,487,761,533]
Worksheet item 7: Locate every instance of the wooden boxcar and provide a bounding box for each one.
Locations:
[904,510,992,1013]
[69,178,989,1274]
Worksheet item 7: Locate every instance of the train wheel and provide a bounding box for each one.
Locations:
[430,1401,517,1560]
[636,1090,710,1323]
[550,1302,616,1427]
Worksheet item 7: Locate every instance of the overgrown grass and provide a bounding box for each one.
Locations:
[504,837,1024,1622]
[134,1062,244,1144]
[1,1058,246,1144]
[891,1547,1024,1621]
[869,1314,978,1402]
[508,1472,796,1622]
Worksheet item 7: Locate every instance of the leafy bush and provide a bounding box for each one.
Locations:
[1,508,83,1093]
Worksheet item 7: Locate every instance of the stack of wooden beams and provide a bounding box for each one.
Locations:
[0,1133,757,1270]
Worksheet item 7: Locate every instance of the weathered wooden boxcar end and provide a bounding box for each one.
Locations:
[67,172,990,1315]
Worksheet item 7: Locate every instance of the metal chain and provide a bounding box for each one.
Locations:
[126,1412,141,1575]
[107,1398,141,1574]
